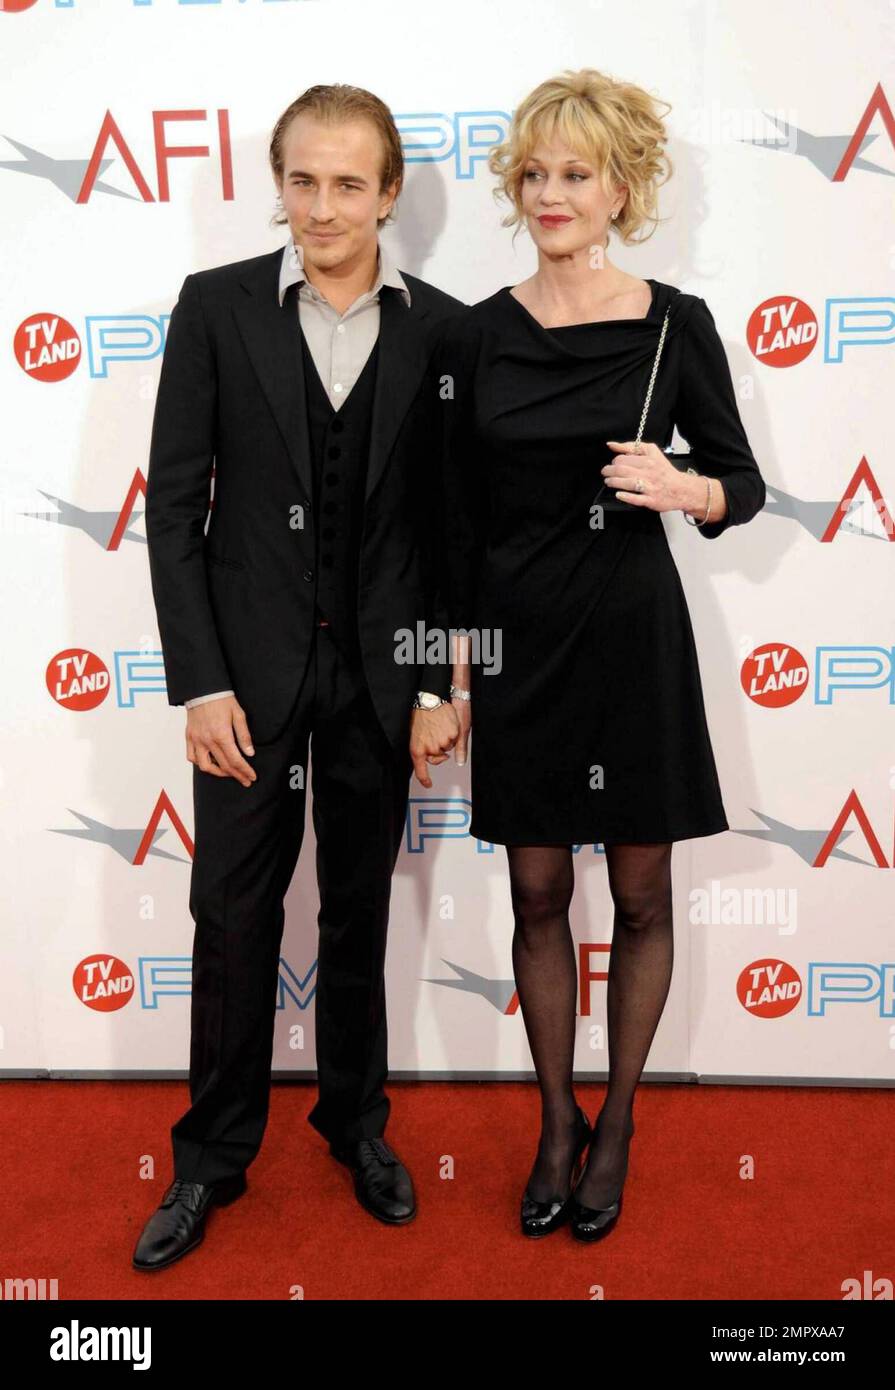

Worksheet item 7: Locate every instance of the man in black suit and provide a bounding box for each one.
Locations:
[133,85,464,1271]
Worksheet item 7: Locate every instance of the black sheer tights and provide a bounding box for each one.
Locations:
[507,841,674,1208]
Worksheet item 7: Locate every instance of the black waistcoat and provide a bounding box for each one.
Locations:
[299,321,380,659]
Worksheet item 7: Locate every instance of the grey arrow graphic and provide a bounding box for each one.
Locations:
[49,811,191,865]
[0,135,140,201]
[739,114,895,179]
[22,491,146,547]
[762,485,890,541]
[424,959,517,1012]
[732,811,876,867]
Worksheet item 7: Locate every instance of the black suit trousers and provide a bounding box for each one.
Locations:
[170,620,413,1184]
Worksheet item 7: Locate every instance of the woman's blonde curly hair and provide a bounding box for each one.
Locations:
[488,68,673,246]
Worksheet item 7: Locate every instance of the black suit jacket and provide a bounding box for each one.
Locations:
[145,245,466,750]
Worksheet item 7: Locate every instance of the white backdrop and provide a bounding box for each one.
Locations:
[2,0,894,1084]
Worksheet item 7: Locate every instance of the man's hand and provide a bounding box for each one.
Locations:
[186,695,257,786]
[410,704,460,788]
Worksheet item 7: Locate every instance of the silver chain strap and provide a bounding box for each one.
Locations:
[593,305,671,506]
[634,306,670,444]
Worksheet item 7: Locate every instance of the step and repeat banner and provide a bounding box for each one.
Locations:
[2,0,893,1082]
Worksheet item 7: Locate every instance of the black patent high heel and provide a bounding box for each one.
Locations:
[520,1106,592,1238]
[568,1186,624,1242]
[568,1114,633,1243]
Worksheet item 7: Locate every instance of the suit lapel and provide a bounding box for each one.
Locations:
[232,250,314,503]
[231,247,432,508]
[364,285,431,502]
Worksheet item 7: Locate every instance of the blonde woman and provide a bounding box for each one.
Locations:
[438,69,765,1241]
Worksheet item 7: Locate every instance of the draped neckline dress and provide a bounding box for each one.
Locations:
[443,277,748,847]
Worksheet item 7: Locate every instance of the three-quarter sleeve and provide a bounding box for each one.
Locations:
[434,309,489,637]
[674,295,766,539]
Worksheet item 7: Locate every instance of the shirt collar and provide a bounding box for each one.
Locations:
[277,237,411,309]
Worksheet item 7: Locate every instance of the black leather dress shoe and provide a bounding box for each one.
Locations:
[520,1106,592,1238]
[329,1136,415,1224]
[132,1173,247,1271]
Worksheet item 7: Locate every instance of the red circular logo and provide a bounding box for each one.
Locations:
[737,959,802,1018]
[46,649,110,710]
[14,312,81,381]
[2,2,41,13]
[747,295,817,367]
[741,642,809,707]
[74,955,135,1012]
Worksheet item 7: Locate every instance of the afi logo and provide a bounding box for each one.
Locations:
[79,109,234,202]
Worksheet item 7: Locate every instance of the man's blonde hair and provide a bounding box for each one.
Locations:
[269,83,404,230]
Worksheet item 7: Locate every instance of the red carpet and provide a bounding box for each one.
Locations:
[2,1080,891,1301]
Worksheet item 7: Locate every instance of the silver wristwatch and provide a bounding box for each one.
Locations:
[412,691,447,710]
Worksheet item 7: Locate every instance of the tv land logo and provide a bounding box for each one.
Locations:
[74,954,317,1013]
[747,297,817,366]
[72,949,895,1023]
[47,650,110,710]
[745,292,895,367]
[742,644,808,706]
[14,310,171,381]
[737,960,895,1020]
[46,647,174,711]
[14,313,81,381]
[738,959,802,1016]
[17,296,895,385]
[74,954,134,1011]
[741,643,895,708]
[48,788,895,1030]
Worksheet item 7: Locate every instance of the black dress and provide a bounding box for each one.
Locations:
[436,279,766,846]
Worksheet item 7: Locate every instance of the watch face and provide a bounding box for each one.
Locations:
[418,693,441,709]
